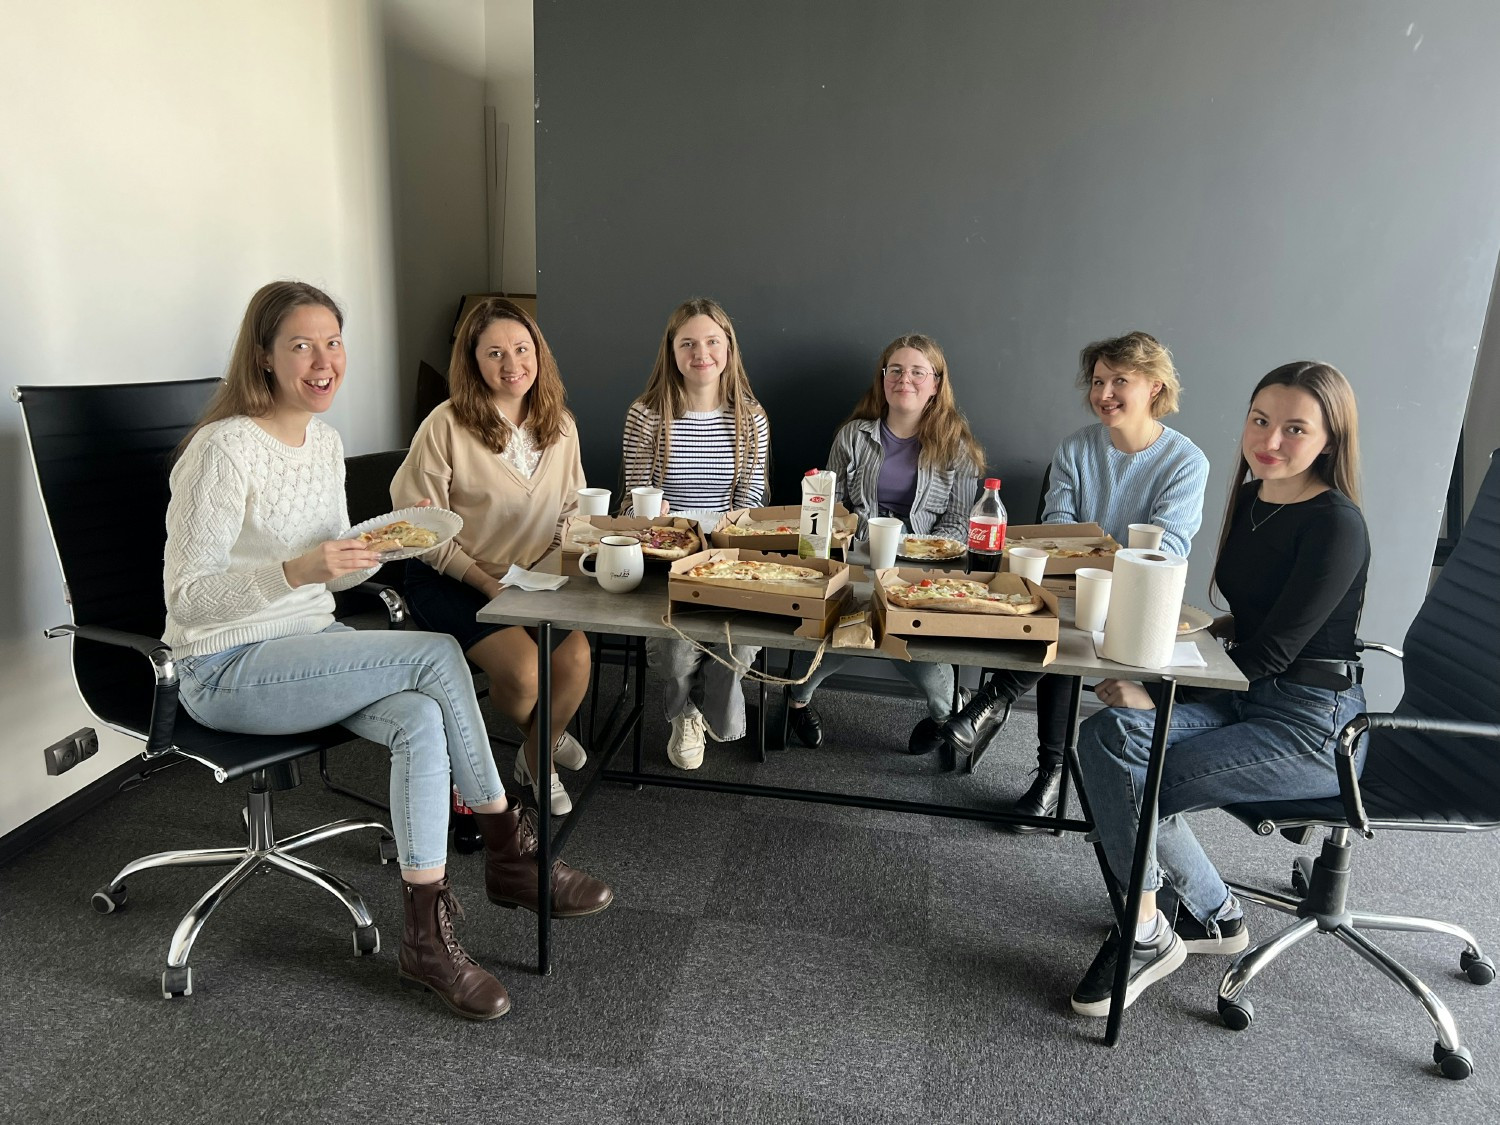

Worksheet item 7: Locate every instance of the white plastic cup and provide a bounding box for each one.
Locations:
[1128,523,1165,550]
[1074,567,1113,633]
[631,486,664,518]
[577,487,611,517]
[1007,546,1048,585]
[867,516,903,570]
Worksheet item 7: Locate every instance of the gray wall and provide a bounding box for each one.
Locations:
[534,0,1500,706]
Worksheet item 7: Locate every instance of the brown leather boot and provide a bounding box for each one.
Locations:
[397,878,510,1020]
[473,804,614,918]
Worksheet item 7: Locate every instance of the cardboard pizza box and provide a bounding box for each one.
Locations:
[871,566,1060,644]
[667,548,850,620]
[1004,522,1121,575]
[559,515,704,577]
[710,503,857,553]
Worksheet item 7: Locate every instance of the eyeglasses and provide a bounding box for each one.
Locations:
[882,365,936,384]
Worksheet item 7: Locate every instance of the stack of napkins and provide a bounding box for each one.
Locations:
[1090,632,1207,669]
[500,565,568,592]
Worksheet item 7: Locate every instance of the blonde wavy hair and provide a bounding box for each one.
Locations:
[449,297,571,454]
[179,280,342,454]
[847,334,985,472]
[1076,331,1181,418]
[629,297,766,492]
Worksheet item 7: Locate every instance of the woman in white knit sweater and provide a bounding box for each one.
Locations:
[164,282,609,1023]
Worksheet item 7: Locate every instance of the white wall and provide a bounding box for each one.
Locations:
[485,0,538,296]
[0,0,404,839]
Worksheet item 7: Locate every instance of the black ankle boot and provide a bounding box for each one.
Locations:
[941,684,1014,757]
[1005,763,1065,833]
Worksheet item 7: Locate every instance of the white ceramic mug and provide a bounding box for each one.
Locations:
[1074,566,1113,633]
[867,516,903,570]
[631,485,664,518]
[1007,546,1049,584]
[578,534,644,593]
[577,487,611,517]
[1128,523,1165,550]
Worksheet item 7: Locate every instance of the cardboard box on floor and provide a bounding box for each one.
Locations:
[453,293,538,335]
[871,566,1059,666]
[1005,522,1121,575]
[667,549,852,639]
[558,515,705,577]
[710,503,857,554]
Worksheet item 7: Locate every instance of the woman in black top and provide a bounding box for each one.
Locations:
[1067,361,1370,1017]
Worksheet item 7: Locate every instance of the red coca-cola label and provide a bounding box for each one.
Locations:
[967,520,1007,552]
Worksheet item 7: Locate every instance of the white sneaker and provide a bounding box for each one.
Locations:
[552,731,587,771]
[513,750,572,815]
[667,712,707,770]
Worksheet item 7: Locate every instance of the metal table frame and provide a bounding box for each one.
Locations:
[477,566,1246,1043]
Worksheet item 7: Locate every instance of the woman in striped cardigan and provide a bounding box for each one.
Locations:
[785,333,985,755]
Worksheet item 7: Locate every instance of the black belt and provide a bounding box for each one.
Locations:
[1279,658,1359,692]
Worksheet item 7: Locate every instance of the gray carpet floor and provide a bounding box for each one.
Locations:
[4,666,1500,1124]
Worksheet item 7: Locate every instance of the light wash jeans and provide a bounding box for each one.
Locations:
[786,651,956,723]
[646,637,760,740]
[1077,674,1366,930]
[176,624,505,870]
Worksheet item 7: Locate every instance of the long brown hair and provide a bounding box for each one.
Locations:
[1211,361,1362,590]
[179,280,342,453]
[448,297,570,454]
[846,334,985,472]
[630,297,766,491]
[1076,330,1182,417]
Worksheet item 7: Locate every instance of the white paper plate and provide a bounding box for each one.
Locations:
[1178,604,1215,636]
[340,506,464,562]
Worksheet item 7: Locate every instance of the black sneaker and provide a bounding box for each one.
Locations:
[787,702,823,749]
[1172,910,1249,954]
[1070,922,1186,1017]
[908,718,945,755]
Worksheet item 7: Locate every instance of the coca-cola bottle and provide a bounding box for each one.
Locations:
[966,477,1008,573]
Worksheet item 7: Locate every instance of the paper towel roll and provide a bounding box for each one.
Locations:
[1101,548,1189,669]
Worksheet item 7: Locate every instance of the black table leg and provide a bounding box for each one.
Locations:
[536,620,553,976]
[632,636,646,776]
[1104,675,1176,1045]
[756,648,769,763]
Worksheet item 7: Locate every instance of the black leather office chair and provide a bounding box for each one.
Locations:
[1219,449,1500,1080]
[15,379,394,999]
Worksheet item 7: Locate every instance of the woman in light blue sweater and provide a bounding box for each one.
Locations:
[942,331,1209,824]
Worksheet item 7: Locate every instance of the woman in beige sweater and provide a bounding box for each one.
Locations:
[392,298,590,816]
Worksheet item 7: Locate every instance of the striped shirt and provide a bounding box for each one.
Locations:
[621,402,770,513]
[1043,423,1210,558]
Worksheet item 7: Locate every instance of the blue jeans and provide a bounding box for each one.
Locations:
[176,624,505,870]
[646,637,760,740]
[1076,674,1367,928]
[787,651,956,723]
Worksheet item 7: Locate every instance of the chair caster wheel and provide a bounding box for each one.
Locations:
[353,924,380,956]
[1433,1042,1474,1080]
[1460,950,1495,985]
[378,835,399,865]
[1290,855,1313,897]
[453,818,483,855]
[92,885,127,914]
[161,966,194,999]
[1218,996,1254,1031]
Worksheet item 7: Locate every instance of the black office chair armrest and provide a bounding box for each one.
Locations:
[44,623,181,757]
[1335,712,1500,838]
[344,580,406,628]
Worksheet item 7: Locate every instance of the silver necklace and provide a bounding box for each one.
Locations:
[1249,482,1313,531]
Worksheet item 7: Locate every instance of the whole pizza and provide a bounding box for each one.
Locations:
[637,525,700,560]
[1011,538,1118,559]
[885,577,1044,615]
[898,535,966,560]
[721,520,799,536]
[687,558,822,582]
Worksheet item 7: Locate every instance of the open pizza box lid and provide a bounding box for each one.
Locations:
[559,515,705,576]
[871,566,1060,644]
[667,548,851,620]
[1005,522,1121,575]
[709,503,857,553]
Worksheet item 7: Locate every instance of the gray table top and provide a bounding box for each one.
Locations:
[476,557,1247,690]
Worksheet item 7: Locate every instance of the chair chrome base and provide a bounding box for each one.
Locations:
[1222,828,1493,1080]
[93,780,394,998]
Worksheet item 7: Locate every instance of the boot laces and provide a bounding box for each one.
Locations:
[437,887,476,966]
